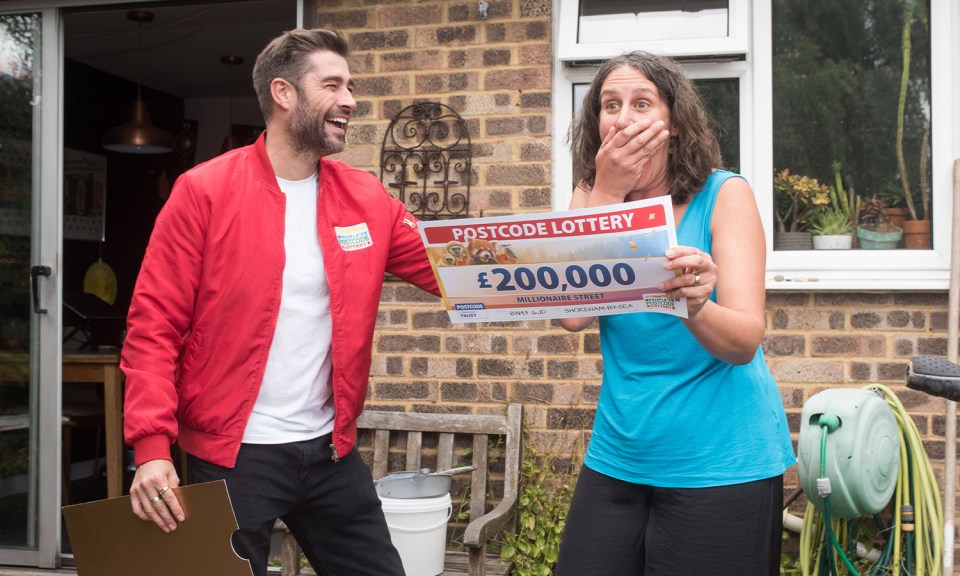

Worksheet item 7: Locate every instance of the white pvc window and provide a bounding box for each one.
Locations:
[578,0,729,45]
[557,0,748,62]
[553,0,959,291]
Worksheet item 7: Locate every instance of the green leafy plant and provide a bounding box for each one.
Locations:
[499,435,581,576]
[773,169,831,233]
[895,0,930,221]
[809,162,861,236]
[780,531,803,576]
[809,209,853,236]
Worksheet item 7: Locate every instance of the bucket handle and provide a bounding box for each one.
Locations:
[385,504,453,534]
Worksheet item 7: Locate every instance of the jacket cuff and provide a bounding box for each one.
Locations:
[133,435,173,468]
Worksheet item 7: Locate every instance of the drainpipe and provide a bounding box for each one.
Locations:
[944,158,960,574]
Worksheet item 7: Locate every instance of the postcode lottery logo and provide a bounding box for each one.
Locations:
[455,303,486,311]
[643,294,676,311]
[335,223,373,251]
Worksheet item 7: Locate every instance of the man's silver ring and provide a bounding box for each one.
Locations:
[150,494,162,504]
[694,273,702,287]
[157,486,170,496]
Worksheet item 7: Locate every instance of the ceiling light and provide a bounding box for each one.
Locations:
[101,10,174,154]
[220,54,244,153]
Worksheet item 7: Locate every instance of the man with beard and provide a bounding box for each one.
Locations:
[120,27,439,576]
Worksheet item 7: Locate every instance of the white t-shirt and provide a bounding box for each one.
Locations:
[242,170,335,443]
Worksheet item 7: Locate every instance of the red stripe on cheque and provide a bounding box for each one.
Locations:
[423,204,667,244]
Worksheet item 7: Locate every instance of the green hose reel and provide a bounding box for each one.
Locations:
[797,388,900,519]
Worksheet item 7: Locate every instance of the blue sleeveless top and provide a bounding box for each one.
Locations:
[585,170,796,487]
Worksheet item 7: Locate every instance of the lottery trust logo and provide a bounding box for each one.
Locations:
[454,302,488,320]
[643,294,676,311]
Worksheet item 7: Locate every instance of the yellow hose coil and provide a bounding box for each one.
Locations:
[799,384,943,575]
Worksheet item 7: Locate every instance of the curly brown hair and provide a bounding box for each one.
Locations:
[568,51,722,205]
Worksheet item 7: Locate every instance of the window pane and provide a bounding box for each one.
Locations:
[571,76,740,180]
[0,11,41,549]
[578,0,729,44]
[772,0,932,250]
[695,78,739,172]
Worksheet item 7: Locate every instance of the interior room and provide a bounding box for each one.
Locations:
[57,0,295,510]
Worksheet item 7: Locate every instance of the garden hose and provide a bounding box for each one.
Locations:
[879,383,943,575]
[801,415,861,575]
[798,384,943,575]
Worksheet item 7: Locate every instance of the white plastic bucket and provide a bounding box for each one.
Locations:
[379,492,452,576]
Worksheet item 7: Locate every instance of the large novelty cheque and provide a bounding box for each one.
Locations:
[418,196,688,323]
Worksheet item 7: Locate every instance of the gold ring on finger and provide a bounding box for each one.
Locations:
[150,494,162,504]
[694,273,702,287]
[157,485,170,496]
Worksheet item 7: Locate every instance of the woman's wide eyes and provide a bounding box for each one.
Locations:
[603,101,648,111]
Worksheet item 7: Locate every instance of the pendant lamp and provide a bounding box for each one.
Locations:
[102,10,174,154]
[220,54,244,153]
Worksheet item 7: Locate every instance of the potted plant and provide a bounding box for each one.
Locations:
[877,189,909,228]
[810,211,854,249]
[773,169,831,250]
[809,163,859,250]
[857,195,903,249]
[894,0,931,248]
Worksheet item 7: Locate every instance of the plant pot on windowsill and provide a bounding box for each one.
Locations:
[901,219,931,249]
[857,225,903,249]
[881,207,909,229]
[812,234,853,250]
[774,231,813,250]
[808,203,855,250]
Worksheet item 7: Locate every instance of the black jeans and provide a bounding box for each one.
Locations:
[187,434,404,576]
[555,466,783,576]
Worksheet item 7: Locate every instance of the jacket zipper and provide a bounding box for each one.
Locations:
[316,172,341,465]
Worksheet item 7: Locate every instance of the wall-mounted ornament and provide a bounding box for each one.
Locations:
[379,102,472,220]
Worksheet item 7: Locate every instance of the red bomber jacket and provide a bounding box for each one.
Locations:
[121,132,440,468]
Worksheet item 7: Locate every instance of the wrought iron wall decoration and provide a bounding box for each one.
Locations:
[380,102,472,220]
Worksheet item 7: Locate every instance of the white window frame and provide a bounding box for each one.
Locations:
[553,0,960,291]
[556,0,750,62]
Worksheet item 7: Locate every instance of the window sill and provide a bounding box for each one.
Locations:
[765,248,951,291]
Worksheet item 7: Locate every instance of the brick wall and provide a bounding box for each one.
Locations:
[317,0,958,563]
[322,0,553,219]
[767,292,955,494]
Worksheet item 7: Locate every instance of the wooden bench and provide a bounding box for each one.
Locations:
[274,403,522,576]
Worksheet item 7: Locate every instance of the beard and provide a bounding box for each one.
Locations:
[289,99,346,157]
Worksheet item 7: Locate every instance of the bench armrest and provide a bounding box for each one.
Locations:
[462,495,518,548]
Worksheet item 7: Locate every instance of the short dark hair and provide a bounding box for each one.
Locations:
[568,51,722,204]
[252,26,350,122]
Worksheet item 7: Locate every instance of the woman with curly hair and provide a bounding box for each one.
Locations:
[555,51,795,576]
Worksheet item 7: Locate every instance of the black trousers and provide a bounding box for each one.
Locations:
[555,466,783,576]
[187,434,404,576]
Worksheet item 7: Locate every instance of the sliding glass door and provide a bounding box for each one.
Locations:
[0,8,64,569]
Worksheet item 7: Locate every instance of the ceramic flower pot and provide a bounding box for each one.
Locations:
[881,207,909,229]
[812,234,853,250]
[857,226,903,249]
[901,219,931,249]
[774,231,813,250]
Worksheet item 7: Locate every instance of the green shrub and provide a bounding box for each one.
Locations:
[499,436,581,576]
